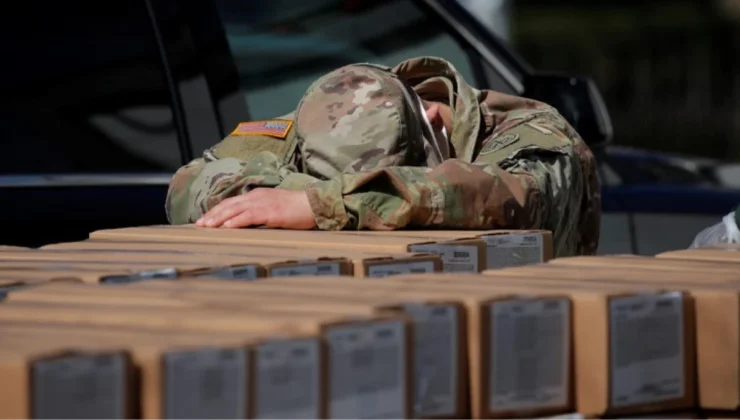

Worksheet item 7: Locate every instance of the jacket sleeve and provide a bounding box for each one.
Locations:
[165,150,318,225]
[301,110,598,256]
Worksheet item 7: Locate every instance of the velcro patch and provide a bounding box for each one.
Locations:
[480,133,520,155]
[231,119,293,139]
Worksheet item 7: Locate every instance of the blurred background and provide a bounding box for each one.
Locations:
[464,0,740,185]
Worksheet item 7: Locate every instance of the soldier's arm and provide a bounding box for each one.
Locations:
[165,113,312,224]
[300,110,599,256]
[165,150,316,225]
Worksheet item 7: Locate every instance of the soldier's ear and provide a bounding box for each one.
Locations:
[424,102,444,132]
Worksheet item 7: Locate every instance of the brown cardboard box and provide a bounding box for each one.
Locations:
[488,263,740,286]
[548,255,740,277]
[89,225,488,272]
[0,245,31,251]
[0,300,413,419]
[43,239,444,277]
[0,323,326,419]
[1,325,255,419]
[9,279,573,419]
[136,278,573,419]
[0,339,135,419]
[0,279,24,290]
[324,229,554,268]
[486,265,740,413]
[0,265,144,284]
[373,273,697,418]
[0,249,355,281]
[8,281,466,419]
[657,249,740,263]
[707,243,740,250]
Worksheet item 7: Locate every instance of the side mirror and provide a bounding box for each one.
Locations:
[522,72,613,149]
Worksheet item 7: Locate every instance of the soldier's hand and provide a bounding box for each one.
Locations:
[196,188,317,229]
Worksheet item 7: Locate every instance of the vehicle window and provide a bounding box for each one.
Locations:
[481,60,520,95]
[214,0,478,120]
[0,1,182,175]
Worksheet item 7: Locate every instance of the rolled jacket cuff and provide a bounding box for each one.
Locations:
[305,179,349,230]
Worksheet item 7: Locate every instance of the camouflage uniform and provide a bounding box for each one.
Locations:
[166,57,601,257]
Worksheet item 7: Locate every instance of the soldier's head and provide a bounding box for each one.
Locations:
[294,63,452,180]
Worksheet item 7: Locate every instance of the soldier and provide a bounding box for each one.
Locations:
[166,57,601,257]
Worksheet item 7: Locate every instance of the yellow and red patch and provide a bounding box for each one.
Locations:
[230,119,293,139]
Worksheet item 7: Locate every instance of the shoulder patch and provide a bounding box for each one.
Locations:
[480,133,519,155]
[231,119,293,139]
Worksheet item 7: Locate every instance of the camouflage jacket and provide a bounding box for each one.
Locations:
[166,57,601,257]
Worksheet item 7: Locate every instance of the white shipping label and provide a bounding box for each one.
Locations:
[33,353,127,419]
[609,292,685,408]
[255,339,321,419]
[490,298,570,412]
[326,321,407,419]
[199,264,260,280]
[409,244,479,272]
[366,260,437,277]
[270,262,341,277]
[482,234,544,269]
[401,303,459,417]
[164,348,248,419]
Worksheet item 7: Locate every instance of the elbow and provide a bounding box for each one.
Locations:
[478,171,546,229]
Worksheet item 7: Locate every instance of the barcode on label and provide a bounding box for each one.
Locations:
[326,321,407,419]
[256,339,320,419]
[366,260,437,278]
[33,353,126,419]
[199,264,260,281]
[483,234,544,269]
[164,348,248,419]
[409,244,479,273]
[270,263,341,277]
[401,304,459,417]
[138,268,179,279]
[490,298,570,411]
[609,292,685,407]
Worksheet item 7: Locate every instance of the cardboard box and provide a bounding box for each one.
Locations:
[549,255,740,277]
[1,325,255,419]
[324,229,554,268]
[135,278,573,419]
[0,321,328,419]
[0,300,413,419]
[375,273,698,418]
[0,249,355,281]
[0,340,135,418]
[657,249,740,264]
[89,225,488,272]
[487,264,740,286]
[486,265,740,412]
[8,281,465,419]
[43,239,444,278]
[0,265,145,284]
[10,278,573,419]
[0,245,31,251]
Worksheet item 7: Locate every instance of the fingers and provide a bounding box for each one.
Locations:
[196,189,273,228]
[223,208,269,228]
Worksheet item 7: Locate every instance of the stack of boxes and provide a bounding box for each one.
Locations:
[1,225,739,418]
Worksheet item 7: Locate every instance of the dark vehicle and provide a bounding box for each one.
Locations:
[0,0,610,248]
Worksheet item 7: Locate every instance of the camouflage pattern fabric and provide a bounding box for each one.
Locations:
[165,56,601,257]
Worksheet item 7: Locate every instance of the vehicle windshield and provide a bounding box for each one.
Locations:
[214,0,478,120]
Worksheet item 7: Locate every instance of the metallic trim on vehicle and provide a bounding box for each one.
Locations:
[419,0,525,93]
[0,174,174,188]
